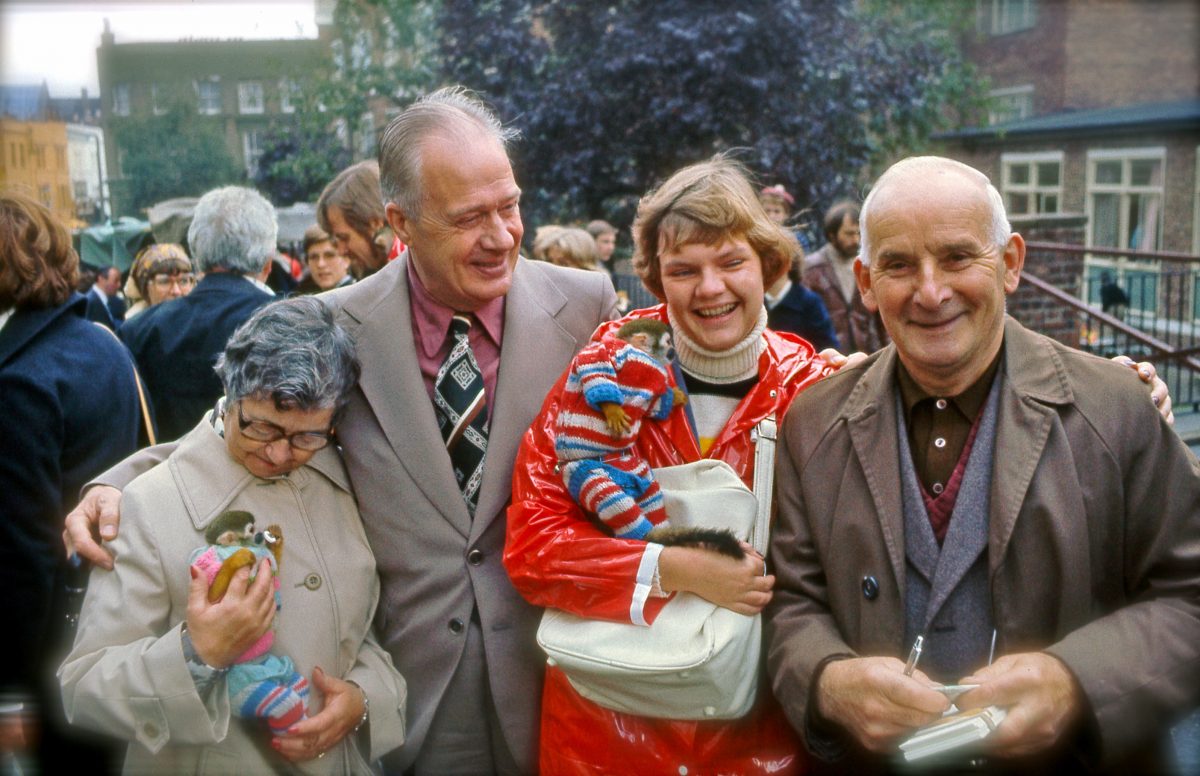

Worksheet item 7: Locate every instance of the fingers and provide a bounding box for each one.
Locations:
[957,652,1081,757]
[817,348,848,369]
[63,486,122,569]
[818,657,948,753]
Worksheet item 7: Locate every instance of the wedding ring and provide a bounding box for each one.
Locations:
[762,560,767,576]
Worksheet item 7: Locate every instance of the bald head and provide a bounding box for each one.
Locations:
[860,157,1010,265]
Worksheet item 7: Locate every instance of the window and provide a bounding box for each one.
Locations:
[1002,152,1062,215]
[242,129,264,177]
[151,83,169,115]
[196,77,222,115]
[1087,149,1165,252]
[1086,149,1166,315]
[238,81,265,114]
[988,85,1034,125]
[74,180,89,202]
[279,79,298,114]
[978,0,1036,35]
[112,83,131,116]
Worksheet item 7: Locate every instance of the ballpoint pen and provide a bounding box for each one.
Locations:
[903,634,924,677]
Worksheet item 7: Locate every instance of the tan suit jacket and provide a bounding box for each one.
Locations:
[766,317,1200,769]
[322,255,617,772]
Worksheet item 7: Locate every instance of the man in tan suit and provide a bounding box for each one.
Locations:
[65,87,617,774]
[766,157,1200,773]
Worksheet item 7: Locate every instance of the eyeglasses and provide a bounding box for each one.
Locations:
[235,402,333,451]
[151,273,197,290]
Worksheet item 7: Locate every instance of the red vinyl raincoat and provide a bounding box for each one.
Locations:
[505,305,831,775]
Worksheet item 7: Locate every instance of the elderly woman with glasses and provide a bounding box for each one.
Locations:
[60,297,407,775]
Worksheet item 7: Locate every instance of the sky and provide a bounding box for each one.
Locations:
[0,0,318,96]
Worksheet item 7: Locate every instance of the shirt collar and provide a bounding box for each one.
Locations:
[406,257,504,358]
[0,308,12,334]
[764,279,792,310]
[245,275,276,296]
[896,347,1003,425]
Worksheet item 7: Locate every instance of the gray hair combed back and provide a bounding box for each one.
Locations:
[216,296,361,420]
[377,86,519,221]
[859,156,1010,264]
[188,186,279,275]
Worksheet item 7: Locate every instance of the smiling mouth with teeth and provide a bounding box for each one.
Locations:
[697,302,738,318]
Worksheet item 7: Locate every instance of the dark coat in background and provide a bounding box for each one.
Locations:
[84,287,117,331]
[767,281,840,352]
[0,292,140,766]
[119,272,271,442]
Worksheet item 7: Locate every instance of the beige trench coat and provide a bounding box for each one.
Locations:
[60,414,407,775]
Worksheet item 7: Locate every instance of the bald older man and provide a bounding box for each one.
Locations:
[765,156,1200,773]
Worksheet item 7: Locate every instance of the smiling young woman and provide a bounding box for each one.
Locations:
[505,156,833,775]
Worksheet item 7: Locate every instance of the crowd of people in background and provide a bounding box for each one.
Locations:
[1,83,1195,776]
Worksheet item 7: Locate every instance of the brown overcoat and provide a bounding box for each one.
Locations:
[766,316,1200,770]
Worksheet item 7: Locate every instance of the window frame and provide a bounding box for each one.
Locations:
[195,77,222,116]
[1001,150,1064,216]
[111,83,131,117]
[237,81,265,115]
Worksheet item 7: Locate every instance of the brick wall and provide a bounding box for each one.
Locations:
[940,131,1199,253]
[1008,213,1088,346]
[1063,0,1200,111]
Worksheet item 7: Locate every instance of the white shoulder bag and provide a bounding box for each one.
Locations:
[536,416,777,720]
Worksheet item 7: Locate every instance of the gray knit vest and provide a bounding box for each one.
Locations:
[897,374,1002,682]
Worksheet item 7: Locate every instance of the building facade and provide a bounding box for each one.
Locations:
[97,25,327,214]
[937,0,1200,318]
[0,118,75,226]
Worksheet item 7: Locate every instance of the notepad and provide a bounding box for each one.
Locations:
[898,705,1007,762]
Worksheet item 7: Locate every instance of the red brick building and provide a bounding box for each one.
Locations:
[936,0,1200,316]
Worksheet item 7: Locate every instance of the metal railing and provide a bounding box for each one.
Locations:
[1022,242,1200,410]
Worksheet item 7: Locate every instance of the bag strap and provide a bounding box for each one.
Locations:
[92,321,157,447]
[749,414,776,555]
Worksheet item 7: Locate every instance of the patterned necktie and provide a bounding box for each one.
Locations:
[433,314,489,515]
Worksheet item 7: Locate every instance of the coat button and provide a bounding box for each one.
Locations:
[303,573,322,590]
[142,722,159,739]
[449,617,464,634]
[467,549,483,566]
[861,575,879,600]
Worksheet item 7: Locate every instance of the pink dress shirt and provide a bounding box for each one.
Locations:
[406,258,504,413]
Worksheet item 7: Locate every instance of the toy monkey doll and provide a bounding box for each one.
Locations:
[189,510,309,731]
[554,319,742,557]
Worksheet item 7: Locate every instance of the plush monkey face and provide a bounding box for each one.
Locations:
[616,319,676,365]
[206,510,257,546]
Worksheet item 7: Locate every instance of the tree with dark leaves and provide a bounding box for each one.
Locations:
[438,0,979,239]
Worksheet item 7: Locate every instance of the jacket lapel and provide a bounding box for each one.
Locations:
[845,347,907,602]
[472,259,580,538]
[342,256,472,538]
[988,318,1070,571]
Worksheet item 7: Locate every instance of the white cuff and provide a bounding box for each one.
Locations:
[630,542,664,626]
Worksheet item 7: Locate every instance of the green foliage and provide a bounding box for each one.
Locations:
[112,101,242,214]
[253,122,352,205]
[252,0,439,202]
[436,0,986,242]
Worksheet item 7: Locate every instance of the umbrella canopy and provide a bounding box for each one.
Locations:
[78,217,153,272]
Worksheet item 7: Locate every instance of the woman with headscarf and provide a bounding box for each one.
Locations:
[123,243,195,319]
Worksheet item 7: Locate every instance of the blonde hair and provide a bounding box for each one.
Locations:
[540,226,601,271]
[632,156,796,300]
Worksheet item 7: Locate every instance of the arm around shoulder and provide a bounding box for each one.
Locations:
[59,483,231,751]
